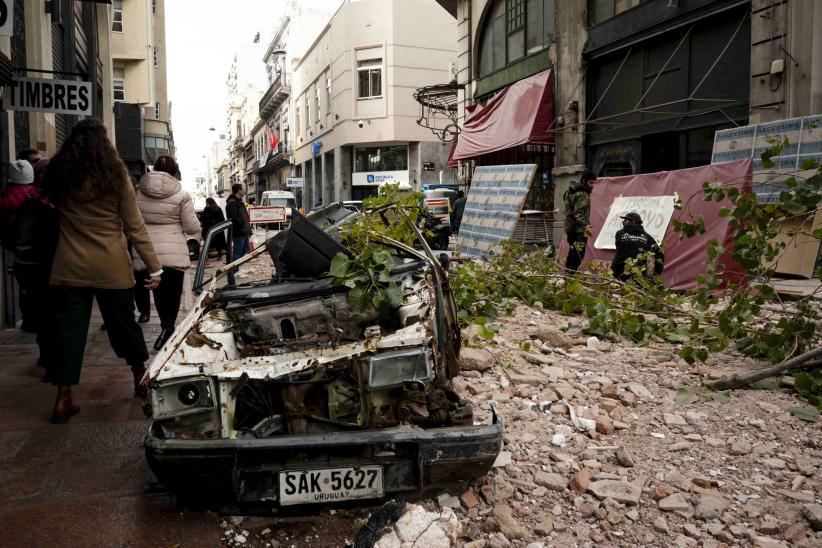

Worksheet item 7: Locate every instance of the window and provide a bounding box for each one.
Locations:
[326,76,331,117]
[315,86,321,121]
[112,0,123,32]
[354,146,408,172]
[153,48,158,68]
[152,0,157,15]
[155,102,161,119]
[357,59,382,99]
[478,0,555,77]
[589,0,642,26]
[295,107,300,136]
[113,67,125,102]
[305,96,310,131]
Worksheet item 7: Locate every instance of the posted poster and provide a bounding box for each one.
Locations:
[594,195,677,250]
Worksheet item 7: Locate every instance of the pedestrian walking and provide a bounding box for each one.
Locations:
[450,190,467,234]
[133,155,200,350]
[43,118,162,424]
[200,197,227,260]
[563,171,596,273]
[611,212,665,282]
[225,183,251,261]
[0,160,56,371]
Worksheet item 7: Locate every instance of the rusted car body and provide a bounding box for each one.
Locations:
[144,205,502,511]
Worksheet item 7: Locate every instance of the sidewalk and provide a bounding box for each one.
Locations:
[0,270,221,547]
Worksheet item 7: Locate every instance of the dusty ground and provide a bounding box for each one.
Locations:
[218,303,821,547]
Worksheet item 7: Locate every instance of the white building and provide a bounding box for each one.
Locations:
[291,0,458,206]
[255,0,340,204]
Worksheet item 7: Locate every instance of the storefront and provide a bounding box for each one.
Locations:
[351,144,409,200]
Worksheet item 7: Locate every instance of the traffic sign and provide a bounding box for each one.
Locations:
[248,206,287,224]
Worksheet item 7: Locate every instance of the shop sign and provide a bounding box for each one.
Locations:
[594,195,677,250]
[423,162,435,171]
[0,1,11,37]
[286,177,304,188]
[352,170,409,187]
[5,77,92,116]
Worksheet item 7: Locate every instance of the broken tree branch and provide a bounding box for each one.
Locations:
[709,346,822,390]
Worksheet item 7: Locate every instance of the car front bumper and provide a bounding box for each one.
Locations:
[145,407,503,510]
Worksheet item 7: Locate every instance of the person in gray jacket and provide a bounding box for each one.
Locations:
[133,155,200,350]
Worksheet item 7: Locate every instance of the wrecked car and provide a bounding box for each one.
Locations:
[144,204,502,511]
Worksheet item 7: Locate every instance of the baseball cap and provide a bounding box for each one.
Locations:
[620,212,643,224]
[9,160,34,185]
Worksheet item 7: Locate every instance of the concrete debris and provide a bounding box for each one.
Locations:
[304,302,822,546]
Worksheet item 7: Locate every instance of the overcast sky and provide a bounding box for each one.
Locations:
[165,0,283,192]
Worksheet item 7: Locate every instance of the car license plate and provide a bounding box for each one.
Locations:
[278,466,384,506]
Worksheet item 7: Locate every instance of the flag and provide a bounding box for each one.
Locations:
[270,133,280,150]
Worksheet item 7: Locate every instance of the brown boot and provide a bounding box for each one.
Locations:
[51,386,80,424]
[132,366,148,399]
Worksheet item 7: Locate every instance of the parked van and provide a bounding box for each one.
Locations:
[260,190,297,220]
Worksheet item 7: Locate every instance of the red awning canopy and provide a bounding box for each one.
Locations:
[452,68,554,161]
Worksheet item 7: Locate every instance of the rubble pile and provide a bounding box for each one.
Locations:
[438,304,821,547]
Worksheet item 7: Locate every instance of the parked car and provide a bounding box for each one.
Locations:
[143,204,502,511]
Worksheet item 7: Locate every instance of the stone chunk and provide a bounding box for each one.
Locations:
[460,347,495,371]
[587,480,641,505]
[658,492,692,513]
[493,504,526,539]
[570,468,592,493]
[534,519,553,536]
[728,440,752,455]
[802,503,822,530]
[615,446,634,467]
[594,415,614,435]
[694,495,728,520]
[664,413,687,427]
[534,471,568,492]
[460,491,479,509]
[535,327,573,349]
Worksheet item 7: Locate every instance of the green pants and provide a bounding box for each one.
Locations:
[52,285,149,386]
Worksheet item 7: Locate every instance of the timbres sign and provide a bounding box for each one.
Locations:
[5,77,92,116]
[594,195,677,250]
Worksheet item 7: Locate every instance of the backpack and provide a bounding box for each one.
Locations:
[3,196,59,264]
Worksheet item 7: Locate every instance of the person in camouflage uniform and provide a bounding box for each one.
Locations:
[563,171,596,272]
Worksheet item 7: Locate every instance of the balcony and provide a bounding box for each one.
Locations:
[259,76,291,119]
[256,142,293,174]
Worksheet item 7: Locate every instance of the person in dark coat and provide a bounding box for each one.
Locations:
[611,212,665,282]
[450,190,467,234]
[563,171,596,273]
[225,183,252,261]
[200,197,227,260]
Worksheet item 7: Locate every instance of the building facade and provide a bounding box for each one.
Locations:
[291,0,458,207]
[432,0,822,245]
[110,0,174,173]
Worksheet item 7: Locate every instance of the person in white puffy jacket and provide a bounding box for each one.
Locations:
[133,155,200,350]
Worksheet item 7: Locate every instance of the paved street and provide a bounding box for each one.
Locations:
[0,279,222,547]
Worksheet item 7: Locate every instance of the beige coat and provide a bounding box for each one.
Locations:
[134,171,200,270]
[50,182,161,289]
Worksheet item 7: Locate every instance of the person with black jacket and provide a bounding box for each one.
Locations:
[200,197,227,260]
[225,184,252,261]
[611,212,665,282]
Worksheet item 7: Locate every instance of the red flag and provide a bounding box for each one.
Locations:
[270,133,280,150]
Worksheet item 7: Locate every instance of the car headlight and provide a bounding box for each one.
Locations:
[151,377,216,420]
[367,348,432,390]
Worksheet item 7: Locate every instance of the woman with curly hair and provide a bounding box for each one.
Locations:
[44,118,162,424]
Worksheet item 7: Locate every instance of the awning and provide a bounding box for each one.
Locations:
[452,68,554,161]
[0,52,13,87]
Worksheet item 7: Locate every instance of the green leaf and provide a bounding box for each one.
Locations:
[675,387,700,406]
[711,390,731,404]
[800,158,819,170]
[680,345,695,365]
[752,378,780,390]
[328,253,350,278]
[385,283,404,307]
[794,372,814,396]
[791,406,819,422]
